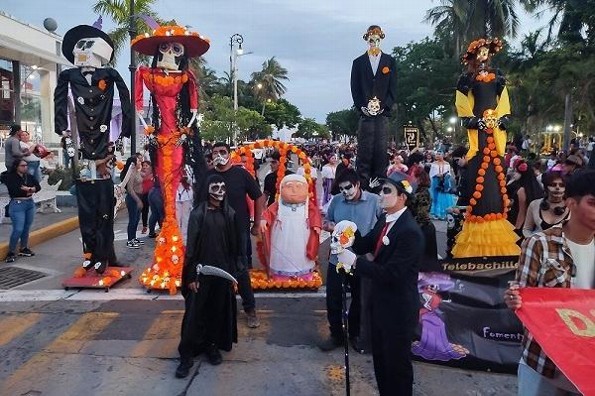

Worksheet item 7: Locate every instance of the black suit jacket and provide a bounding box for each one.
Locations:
[352,209,424,335]
[54,67,132,160]
[350,52,397,116]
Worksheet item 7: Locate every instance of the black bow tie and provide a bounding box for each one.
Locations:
[82,70,94,76]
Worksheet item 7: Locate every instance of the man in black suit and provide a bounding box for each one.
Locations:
[350,25,397,190]
[335,171,423,396]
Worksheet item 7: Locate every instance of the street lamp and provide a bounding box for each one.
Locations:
[229,33,244,112]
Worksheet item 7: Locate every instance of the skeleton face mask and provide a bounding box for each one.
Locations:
[157,42,185,70]
[379,183,399,209]
[476,46,490,63]
[72,37,113,68]
[209,182,226,201]
[338,181,358,201]
[367,34,382,56]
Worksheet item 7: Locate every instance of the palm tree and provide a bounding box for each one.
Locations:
[522,0,593,45]
[424,0,470,56]
[426,0,533,56]
[251,57,289,103]
[92,0,159,65]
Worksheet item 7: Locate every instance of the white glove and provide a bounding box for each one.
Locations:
[336,249,357,274]
[361,106,371,117]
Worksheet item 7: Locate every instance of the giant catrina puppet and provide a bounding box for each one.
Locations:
[132,17,210,293]
[451,38,520,258]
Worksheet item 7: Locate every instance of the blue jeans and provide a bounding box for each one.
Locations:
[126,194,141,241]
[9,198,35,252]
[148,186,164,234]
[27,161,42,183]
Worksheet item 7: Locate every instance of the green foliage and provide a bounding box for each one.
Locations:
[391,37,461,141]
[262,99,302,130]
[295,118,330,139]
[325,109,359,138]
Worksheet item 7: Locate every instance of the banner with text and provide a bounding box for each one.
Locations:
[412,256,523,373]
[515,288,595,396]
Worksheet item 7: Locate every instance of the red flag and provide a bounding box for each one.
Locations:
[515,287,595,396]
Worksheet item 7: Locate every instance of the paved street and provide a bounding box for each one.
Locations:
[0,161,517,395]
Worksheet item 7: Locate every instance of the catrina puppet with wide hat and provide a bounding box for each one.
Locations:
[54,17,133,274]
[132,17,210,293]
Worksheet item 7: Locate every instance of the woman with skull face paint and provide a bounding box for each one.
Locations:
[176,174,244,378]
[522,171,569,237]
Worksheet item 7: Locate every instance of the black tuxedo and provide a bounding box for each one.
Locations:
[350,52,397,115]
[350,52,397,189]
[352,209,424,396]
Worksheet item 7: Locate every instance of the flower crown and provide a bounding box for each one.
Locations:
[461,37,503,65]
[363,26,385,41]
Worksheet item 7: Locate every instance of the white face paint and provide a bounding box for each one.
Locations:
[338,181,358,201]
[547,179,565,202]
[208,182,226,201]
[368,34,382,55]
[157,42,185,70]
[73,37,112,67]
[212,153,229,167]
[379,183,399,209]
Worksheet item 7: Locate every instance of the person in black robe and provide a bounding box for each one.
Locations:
[176,174,245,378]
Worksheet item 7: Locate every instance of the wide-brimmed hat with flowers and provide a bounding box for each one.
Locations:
[461,37,503,65]
[131,16,210,58]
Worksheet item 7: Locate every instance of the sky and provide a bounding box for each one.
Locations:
[2,0,551,122]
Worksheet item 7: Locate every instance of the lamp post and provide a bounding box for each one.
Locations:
[229,33,244,112]
[129,0,137,153]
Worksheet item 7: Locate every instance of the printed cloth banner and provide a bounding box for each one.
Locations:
[411,256,523,373]
[515,288,595,396]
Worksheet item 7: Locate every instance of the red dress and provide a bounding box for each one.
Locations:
[135,66,198,292]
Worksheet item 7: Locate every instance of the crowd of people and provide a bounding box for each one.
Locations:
[2,122,593,394]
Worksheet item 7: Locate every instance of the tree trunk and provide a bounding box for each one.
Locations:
[563,93,572,151]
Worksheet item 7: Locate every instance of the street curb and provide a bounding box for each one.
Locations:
[0,216,79,258]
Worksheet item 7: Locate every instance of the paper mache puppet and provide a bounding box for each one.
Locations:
[54,18,133,274]
[261,174,322,281]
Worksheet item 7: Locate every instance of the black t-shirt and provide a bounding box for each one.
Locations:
[263,169,293,206]
[207,166,262,229]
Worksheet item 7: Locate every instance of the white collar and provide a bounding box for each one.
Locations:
[385,206,407,224]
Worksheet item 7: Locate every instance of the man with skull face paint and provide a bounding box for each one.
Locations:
[318,169,382,353]
[207,142,266,328]
[54,20,133,274]
[336,171,424,395]
[350,25,397,191]
[177,174,244,378]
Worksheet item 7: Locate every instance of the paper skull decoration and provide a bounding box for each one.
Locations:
[156,42,185,70]
[483,109,499,129]
[330,223,356,255]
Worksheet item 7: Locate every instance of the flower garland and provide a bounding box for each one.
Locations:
[465,110,509,223]
[131,25,207,46]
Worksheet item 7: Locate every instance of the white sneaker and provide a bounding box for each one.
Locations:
[126,240,140,249]
[132,238,144,245]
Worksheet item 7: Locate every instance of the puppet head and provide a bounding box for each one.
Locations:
[132,18,210,63]
[280,174,309,205]
[461,38,503,66]
[363,25,385,56]
[62,18,114,67]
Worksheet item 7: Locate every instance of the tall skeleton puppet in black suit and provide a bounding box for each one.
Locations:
[350,25,397,190]
[54,19,133,274]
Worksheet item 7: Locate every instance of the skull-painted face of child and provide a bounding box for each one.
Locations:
[209,182,226,201]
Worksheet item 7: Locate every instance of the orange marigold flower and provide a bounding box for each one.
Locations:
[478,169,486,176]
[476,184,484,192]
[98,79,107,91]
[493,158,501,165]
[483,148,491,155]
[495,165,503,173]
[481,163,489,170]
[473,191,482,199]
[483,156,491,163]
[382,66,390,74]
[487,137,494,143]
[476,176,484,184]
[469,198,477,206]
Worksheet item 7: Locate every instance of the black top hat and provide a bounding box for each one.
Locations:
[381,171,417,198]
[62,24,114,64]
